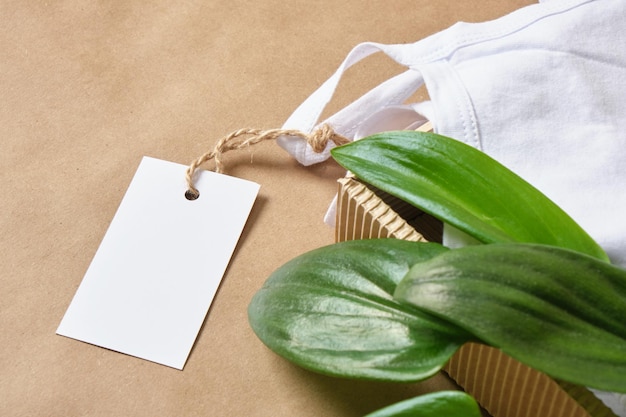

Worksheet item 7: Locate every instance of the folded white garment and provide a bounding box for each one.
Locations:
[278,0,626,414]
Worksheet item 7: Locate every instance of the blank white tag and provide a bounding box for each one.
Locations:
[57,156,260,370]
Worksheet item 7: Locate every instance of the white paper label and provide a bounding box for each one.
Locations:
[57,156,260,370]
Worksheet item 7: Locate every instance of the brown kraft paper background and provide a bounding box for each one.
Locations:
[1,1,534,416]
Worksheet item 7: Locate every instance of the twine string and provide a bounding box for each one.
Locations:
[184,124,349,199]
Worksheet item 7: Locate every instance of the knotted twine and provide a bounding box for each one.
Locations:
[184,125,349,200]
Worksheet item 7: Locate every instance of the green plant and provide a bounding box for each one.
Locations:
[331,131,607,260]
[248,131,626,415]
[363,391,481,417]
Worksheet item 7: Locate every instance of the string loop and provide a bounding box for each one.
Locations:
[185,125,349,199]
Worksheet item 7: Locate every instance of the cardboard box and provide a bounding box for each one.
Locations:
[335,176,617,417]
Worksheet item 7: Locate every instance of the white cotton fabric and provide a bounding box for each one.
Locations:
[278,0,626,414]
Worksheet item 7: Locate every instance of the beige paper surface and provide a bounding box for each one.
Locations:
[1,1,534,415]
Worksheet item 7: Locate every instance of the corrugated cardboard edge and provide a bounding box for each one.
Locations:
[335,177,427,243]
[335,176,618,417]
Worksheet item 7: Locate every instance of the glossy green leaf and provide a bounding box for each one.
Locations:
[331,132,608,261]
[394,243,626,392]
[248,239,472,381]
[364,391,481,417]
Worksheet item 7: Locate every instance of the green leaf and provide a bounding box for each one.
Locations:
[248,239,472,381]
[364,391,481,417]
[331,131,608,261]
[394,243,626,392]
